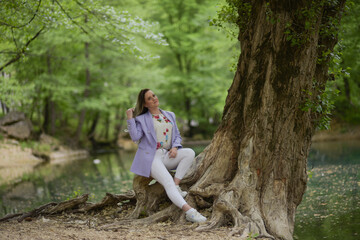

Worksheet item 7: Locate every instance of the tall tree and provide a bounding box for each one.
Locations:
[189,0,346,238]
[135,1,347,239]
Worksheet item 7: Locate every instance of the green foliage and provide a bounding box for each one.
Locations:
[0,0,236,141]
[66,187,83,201]
[132,0,236,138]
[307,170,313,179]
[246,232,259,240]
[0,0,168,141]
[283,0,344,48]
[283,1,325,47]
[331,0,360,123]
[1,0,356,142]
[209,0,252,38]
[66,187,95,202]
[19,140,51,153]
[0,75,35,109]
[301,80,340,130]
[297,0,360,129]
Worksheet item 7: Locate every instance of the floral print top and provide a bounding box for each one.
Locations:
[152,114,173,149]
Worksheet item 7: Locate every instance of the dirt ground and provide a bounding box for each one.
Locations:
[0,218,242,240]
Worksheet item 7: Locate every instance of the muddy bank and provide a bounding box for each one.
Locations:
[0,135,89,186]
[312,123,360,142]
[0,140,43,186]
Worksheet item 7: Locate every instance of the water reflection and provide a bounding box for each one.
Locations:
[294,140,360,240]
[0,150,135,217]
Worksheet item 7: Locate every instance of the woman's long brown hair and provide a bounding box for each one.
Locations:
[134,88,150,117]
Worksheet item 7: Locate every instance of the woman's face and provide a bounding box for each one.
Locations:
[144,90,159,109]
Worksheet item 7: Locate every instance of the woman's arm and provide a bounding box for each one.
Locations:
[126,108,143,142]
[127,118,144,142]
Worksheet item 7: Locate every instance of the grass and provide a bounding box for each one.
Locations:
[19,140,52,153]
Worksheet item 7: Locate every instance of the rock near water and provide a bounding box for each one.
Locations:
[0,111,33,140]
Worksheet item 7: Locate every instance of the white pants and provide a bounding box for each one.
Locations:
[150,148,195,208]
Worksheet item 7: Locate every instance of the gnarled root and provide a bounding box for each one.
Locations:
[100,204,180,231]
[0,191,137,223]
[0,194,89,222]
[128,175,167,219]
[191,166,274,239]
[80,191,136,212]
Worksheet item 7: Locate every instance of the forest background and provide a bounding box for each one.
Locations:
[0,0,359,148]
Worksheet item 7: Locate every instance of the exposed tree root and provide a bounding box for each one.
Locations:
[100,204,179,231]
[81,191,136,212]
[0,192,136,223]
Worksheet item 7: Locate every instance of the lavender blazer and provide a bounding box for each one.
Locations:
[126,109,183,177]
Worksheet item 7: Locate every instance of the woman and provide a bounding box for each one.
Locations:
[126,88,206,223]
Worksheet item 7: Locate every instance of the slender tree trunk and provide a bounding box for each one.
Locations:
[104,112,110,141]
[1,72,10,114]
[87,111,100,139]
[75,14,91,144]
[1,101,9,115]
[343,76,353,105]
[113,107,123,143]
[43,51,56,135]
[185,97,194,138]
[43,96,50,132]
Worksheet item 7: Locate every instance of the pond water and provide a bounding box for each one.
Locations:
[0,141,359,239]
[293,141,359,240]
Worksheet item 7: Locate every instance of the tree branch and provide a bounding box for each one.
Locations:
[11,28,19,50]
[53,0,89,35]
[0,0,42,29]
[0,27,44,71]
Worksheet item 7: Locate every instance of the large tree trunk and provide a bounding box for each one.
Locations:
[126,1,346,240]
[184,1,346,239]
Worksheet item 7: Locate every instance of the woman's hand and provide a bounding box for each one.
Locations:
[169,147,178,158]
[126,108,134,120]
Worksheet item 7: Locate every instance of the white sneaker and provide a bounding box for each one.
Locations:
[176,185,187,197]
[185,208,207,223]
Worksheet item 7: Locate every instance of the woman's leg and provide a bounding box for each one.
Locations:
[150,150,187,209]
[162,148,195,183]
[151,150,207,222]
